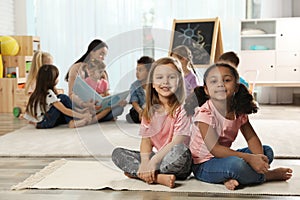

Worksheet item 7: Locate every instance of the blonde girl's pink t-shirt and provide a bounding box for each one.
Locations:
[85,77,109,94]
[139,105,192,152]
[189,100,248,164]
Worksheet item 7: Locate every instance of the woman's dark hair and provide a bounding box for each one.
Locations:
[65,39,108,81]
[26,64,59,119]
[184,63,258,116]
[75,39,108,64]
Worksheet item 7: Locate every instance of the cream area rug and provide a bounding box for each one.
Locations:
[0,120,140,157]
[12,159,300,196]
[0,118,299,158]
[231,119,300,158]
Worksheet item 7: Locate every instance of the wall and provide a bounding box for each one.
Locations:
[0,0,14,35]
[260,0,292,18]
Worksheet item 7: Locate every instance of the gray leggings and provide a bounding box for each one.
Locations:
[111,143,192,180]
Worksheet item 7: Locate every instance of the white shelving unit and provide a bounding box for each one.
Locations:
[239,18,300,86]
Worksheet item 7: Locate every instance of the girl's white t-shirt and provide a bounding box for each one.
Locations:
[24,89,60,123]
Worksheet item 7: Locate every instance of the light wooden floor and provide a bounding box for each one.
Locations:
[0,105,300,199]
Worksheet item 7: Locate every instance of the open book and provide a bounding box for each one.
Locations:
[73,76,129,112]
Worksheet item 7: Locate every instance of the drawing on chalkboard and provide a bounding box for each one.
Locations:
[170,18,223,67]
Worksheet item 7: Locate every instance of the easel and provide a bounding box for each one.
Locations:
[170,17,223,68]
[213,18,223,63]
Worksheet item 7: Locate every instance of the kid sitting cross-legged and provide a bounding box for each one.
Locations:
[112,57,193,188]
[184,63,293,190]
[25,65,92,128]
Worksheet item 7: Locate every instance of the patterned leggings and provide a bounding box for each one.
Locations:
[112,143,192,180]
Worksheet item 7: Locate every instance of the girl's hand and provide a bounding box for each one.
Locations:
[137,161,156,184]
[83,100,103,113]
[94,104,102,112]
[81,100,97,113]
[81,111,92,122]
[118,100,127,107]
[247,154,270,174]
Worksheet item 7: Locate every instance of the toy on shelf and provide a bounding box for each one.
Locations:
[0,36,20,56]
[0,54,3,78]
[13,107,22,118]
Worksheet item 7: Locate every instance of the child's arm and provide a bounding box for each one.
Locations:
[240,121,270,173]
[95,107,112,121]
[198,121,270,174]
[138,137,155,183]
[240,121,264,154]
[132,101,143,120]
[52,101,92,121]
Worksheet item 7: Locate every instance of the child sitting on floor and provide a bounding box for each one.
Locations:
[25,65,92,128]
[126,56,155,123]
[217,51,249,88]
[112,57,192,188]
[184,63,292,190]
[25,50,53,94]
[85,59,109,97]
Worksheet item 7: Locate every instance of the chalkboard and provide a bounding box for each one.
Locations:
[170,18,223,67]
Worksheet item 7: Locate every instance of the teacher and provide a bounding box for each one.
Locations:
[65,39,125,122]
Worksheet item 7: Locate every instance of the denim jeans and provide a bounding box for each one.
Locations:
[98,105,124,122]
[112,143,192,180]
[36,94,73,128]
[192,145,274,185]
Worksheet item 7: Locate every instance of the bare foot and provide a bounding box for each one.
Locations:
[156,174,176,188]
[224,179,239,190]
[69,118,89,128]
[126,172,176,188]
[265,167,293,182]
[28,121,37,126]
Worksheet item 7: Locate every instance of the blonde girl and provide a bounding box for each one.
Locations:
[25,51,53,94]
[25,65,92,128]
[85,59,109,96]
[185,63,292,190]
[112,57,192,188]
[170,45,200,97]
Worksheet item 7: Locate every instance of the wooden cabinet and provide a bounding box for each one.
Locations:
[239,18,300,86]
[2,36,40,84]
[0,78,17,113]
[0,36,39,113]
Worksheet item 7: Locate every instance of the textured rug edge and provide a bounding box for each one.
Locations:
[11,159,67,190]
[11,160,299,196]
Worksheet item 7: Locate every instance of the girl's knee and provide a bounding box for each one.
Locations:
[160,144,192,177]
[58,94,73,108]
[58,94,71,103]
[112,106,124,117]
[112,147,123,159]
[57,94,69,100]
[263,145,274,163]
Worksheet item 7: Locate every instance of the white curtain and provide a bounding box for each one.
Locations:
[0,0,14,35]
[33,0,246,92]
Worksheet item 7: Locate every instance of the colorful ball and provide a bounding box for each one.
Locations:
[13,107,22,118]
[0,36,20,56]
